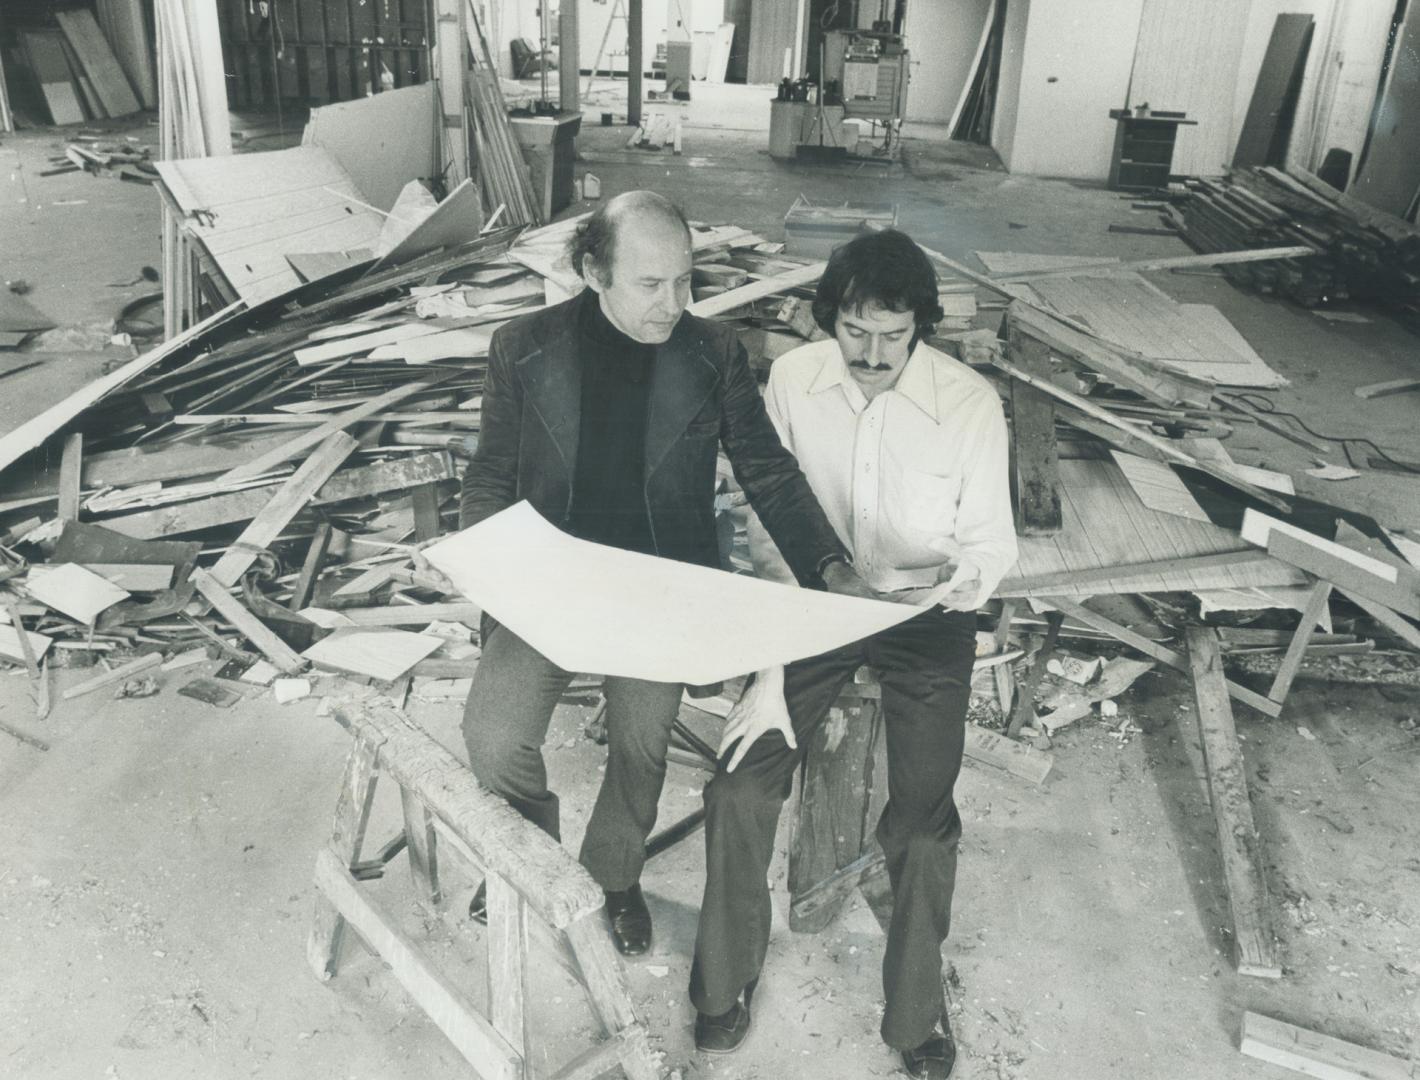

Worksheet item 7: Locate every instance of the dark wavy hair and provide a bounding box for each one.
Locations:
[568,191,691,284]
[811,229,944,338]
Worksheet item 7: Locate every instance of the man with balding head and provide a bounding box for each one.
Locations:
[456,191,873,954]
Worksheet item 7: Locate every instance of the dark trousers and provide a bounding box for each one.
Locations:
[462,621,684,891]
[690,608,976,1050]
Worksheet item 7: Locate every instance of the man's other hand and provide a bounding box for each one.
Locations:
[718,667,795,772]
[822,558,878,600]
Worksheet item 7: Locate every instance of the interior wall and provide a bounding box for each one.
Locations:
[1001,0,1146,179]
[991,0,1029,171]
[1128,0,1252,177]
[902,0,994,125]
[747,0,806,83]
[1309,0,1395,179]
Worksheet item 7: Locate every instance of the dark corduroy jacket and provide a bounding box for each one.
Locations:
[458,292,847,586]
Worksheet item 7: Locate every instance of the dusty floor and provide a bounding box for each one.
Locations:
[1,82,1419,1079]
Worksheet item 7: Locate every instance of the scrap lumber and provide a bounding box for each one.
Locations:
[988,245,1316,284]
[301,602,482,628]
[1183,627,1280,978]
[963,724,1053,784]
[3,601,42,680]
[61,652,163,700]
[58,433,83,521]
[22,31,84,125]
[191,568,304,673]
[1044,598,1281,718]
[207,432,358,587]
[217,374,455,483]
[1353,378,1420,400]
[0,301,242,477]
[303,628,442,681]
[1267,580,1333,703]
[103,451,456,540]
[688,262,827,318]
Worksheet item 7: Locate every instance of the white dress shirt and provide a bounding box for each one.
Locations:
[749,338,1018,609]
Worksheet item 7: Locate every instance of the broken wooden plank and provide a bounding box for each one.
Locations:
[217,374,455,483]
[191,567,305,673]
[293,322,444,367]
[79,563,174,591]
[1240,1011,1411,1080]
[964,723,1053,784]
[61,651,162,700]
[103,451,455,540]
[3,601,42,680]
[1339,590,1420,651]
[1043,597,1281,718]
[1183,626,1280,979]
[290,523,334,612]
[688,261,826,318]
[1008,301,1216,410]
[1268,580,1333,704]
[0,624,54,666]
[301,602,482,628]
[208,432,358,587]
[25,563,129,623]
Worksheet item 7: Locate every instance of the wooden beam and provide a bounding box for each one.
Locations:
[103,451,455,541]
[1267,579,1332,704]
[289,523,334,611]
[1183,627,1280,978]
[1240,1011,1412,1080]
[1006,331,1062,535]
[990,245,1316,284]
[61,651,162,700]
[217,375,455,483]
[312,849,522,1080]
[433,0,468,186]
[208,433,358,587]
[1260,526,1420,621]
[1008,610,1062,736]
[1339,589,1420,650]
[191,567,305,673]
[688,260,826,318]
[57,433,83,521]
[1044,598,1282,718]
[486,876,531,1065]
[964,723,1053,784]
[999,549,1275,597]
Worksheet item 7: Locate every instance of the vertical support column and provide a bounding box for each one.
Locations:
[434,0,469,186]
[1006,325,1063,535]
[308,736,382,980]
[559,0,580,113]
[627,0,643,128]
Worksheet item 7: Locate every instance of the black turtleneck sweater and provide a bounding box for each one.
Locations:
[566,291,658,555]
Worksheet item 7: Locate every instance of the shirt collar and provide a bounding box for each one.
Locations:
[808,343,941,422]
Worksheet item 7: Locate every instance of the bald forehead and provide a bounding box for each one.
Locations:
[605,194,690,246]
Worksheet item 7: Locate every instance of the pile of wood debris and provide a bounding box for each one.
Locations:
[1172,165,1420,325]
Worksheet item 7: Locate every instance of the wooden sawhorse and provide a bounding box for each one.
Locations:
[308,703,662,1080]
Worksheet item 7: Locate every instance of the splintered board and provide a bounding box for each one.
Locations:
[998,458,1304,598]
[153,147,386,306]
[1022,273,1288,388]
[975,251,1119,274]
[302,628,443,682]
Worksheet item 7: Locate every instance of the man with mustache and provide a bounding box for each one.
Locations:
[689,229,1018,1079]
[455,190,875,956]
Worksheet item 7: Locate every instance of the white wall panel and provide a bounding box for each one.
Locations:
[1128,0,1252,177]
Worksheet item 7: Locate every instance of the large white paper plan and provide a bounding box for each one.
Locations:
[424,502,944,685]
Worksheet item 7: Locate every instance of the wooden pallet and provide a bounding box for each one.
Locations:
[309,704,661,1080]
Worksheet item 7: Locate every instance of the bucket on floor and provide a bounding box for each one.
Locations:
[583,173,602,199]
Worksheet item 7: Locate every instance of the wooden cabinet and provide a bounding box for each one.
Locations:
[1108,109,1196,192]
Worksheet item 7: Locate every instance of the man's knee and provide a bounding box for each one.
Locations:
[704,766,789,824]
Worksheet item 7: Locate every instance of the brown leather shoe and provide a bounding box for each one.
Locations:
[694,979,757,1054]
[604,884,652,955]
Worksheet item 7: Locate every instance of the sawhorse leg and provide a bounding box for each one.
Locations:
[308,734,382,979]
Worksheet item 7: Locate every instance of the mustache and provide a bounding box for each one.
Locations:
[848,360,894,371]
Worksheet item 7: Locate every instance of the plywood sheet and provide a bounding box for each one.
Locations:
[1110,450,1208,522]
[56,8,141,117]
[424,502,940,685]
[154,147,386,306]
[1351,8,1420,217]
[22,32,84,125]
[1025,273,1288,387]
[25,563,130,623]
[302,628,443,682]
[302,83,439,212]
[1000,458,1305,598]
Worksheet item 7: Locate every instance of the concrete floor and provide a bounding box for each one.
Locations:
[1,83,1418,1079]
